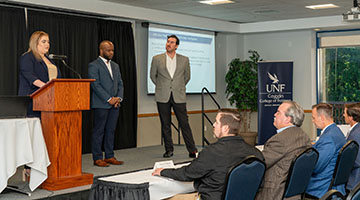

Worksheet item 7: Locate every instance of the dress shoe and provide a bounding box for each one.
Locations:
[94,159,110,167]
[163,151,174,158]
[104,157,124,165]
[189,151,198,158]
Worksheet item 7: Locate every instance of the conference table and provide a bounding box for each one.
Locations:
[0,118,50,193]
[90,147,266,200]
[91,163,195,200]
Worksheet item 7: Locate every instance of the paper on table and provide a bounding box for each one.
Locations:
[153,160,175,170]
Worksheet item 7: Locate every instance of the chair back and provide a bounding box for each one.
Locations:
[347,182,360,200]
[329,140,359,189]
[283,147,319,198]
[320,189,346,200]
[223,155,266,200]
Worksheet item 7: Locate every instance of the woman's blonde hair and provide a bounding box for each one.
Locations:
[26,31,49,60]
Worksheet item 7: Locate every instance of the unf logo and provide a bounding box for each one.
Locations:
[266,72,285,92]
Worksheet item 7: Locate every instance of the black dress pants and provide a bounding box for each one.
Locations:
[157,94,197,153]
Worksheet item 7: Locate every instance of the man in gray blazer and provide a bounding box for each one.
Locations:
[150,35,197,158]
[256,101,311,200]
[88,40,124,167]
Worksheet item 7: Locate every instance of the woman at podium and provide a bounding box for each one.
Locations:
[18,31,61,118]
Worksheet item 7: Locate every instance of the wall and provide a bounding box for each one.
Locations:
[242,30,317,139]
[135,22,235,114]
[135,22,241,146]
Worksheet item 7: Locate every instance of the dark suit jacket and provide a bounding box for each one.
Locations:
[161,136,264,200]
[347,123,360,190]
[88,57,123,109]
[18,52,61,96]
[306,123,346,198]
[150,53,190,103]
[256,126,311,200]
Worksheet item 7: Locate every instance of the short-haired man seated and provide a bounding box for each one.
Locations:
[256,101,311,200]
[344,103,360,191]
[152,109,264,200]
[305,103,346,199]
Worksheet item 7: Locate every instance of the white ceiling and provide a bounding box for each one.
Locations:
[102,0,353,23]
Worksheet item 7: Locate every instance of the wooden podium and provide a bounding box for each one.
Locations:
[31,79,95,191]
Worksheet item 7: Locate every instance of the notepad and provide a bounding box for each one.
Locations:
[153,160,175,170]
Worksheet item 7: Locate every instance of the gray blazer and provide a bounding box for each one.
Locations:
[256,126,311,200]
[150,53,190,103]
[88,57,123,109]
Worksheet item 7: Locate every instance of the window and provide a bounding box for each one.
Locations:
[318,47,360,102]
[317,30,360,123]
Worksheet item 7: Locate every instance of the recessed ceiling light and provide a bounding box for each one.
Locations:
[305,4,339,10]
[199,0,234,5]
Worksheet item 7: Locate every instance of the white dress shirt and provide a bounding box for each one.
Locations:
[99,56,113,79]
[166,53,176,79]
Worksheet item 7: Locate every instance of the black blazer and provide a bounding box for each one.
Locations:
[18,52,61,96]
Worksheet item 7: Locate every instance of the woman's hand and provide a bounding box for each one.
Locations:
[33,79,46,88]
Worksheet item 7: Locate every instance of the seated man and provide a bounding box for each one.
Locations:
[305,103,346,198]
[152,108,264,200]
[256,101,311,200]
[344,103,360,191]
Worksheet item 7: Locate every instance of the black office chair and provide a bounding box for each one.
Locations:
[320,189,346,200]
[347,182,360,200]
[282,147,319,199]
[329,140,359,190]
[222,155,266,200]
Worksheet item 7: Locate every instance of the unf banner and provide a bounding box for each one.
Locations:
[258,61,293,145]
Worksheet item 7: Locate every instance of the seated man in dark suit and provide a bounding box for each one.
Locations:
[344,103,360,191]
[256,101,311,200]
[305,103,346,198]
[152,109,264,200]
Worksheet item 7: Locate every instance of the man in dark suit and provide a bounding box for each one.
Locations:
[344,103,360,190]
[152,109,264,200]
[306,103,346,198]
[150,35,197,158]
[88,40,124,167]
[256,101,311,200]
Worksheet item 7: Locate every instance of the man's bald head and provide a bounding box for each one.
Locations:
[99,40,114,60]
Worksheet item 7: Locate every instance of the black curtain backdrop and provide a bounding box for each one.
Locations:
[97,19,138,149]
[0,6,27,95]
[0,5,137,153]
[26,10,99,78]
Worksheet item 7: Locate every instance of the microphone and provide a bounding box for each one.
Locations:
[49,54,67,59]
[49,54,82,79]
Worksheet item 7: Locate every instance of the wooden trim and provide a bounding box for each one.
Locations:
[138,113,159,118]
[138,109,312,117]
[138,109,218,118]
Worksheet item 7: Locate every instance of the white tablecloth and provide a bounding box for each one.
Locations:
[0,118,50,192]
[99,163,195,200]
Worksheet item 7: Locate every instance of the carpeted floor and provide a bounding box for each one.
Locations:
[0,145,200,200]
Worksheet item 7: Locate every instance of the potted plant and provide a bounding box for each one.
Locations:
[225,50,261,145]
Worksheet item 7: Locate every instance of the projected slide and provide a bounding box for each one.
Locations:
[147,24,216,94]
